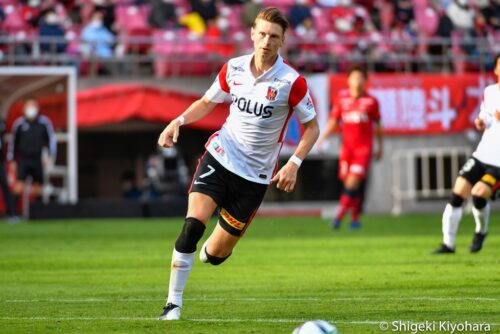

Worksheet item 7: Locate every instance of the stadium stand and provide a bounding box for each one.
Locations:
[0,0,498,75]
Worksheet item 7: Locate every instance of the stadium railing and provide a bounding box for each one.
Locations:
[391,146,472,215]
[0,35,497,76]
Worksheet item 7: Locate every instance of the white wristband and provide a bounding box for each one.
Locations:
[176,116,185,126]
[289,155,302,167]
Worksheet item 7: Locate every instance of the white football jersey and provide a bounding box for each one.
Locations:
[473,83,500,167]
[203,53,316,184]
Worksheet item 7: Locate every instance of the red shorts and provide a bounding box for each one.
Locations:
[338,146,372,181]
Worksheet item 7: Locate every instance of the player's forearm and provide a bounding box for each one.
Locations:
[177,97,217,126]
[292,118,320,161]
[376,124,384,151]
[319,118,337,141]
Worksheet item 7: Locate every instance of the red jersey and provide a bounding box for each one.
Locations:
[330,91,380,150]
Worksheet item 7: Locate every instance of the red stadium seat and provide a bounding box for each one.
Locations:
[311,6,331,32]
[115,4,150,32]
[2,4,29,32]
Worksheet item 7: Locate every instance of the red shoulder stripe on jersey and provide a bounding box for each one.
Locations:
[288,76,308,108]
[218,63,230,93]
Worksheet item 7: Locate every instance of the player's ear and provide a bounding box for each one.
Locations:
[250,27,255,42]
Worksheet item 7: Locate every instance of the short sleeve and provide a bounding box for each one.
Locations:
[204,62,230,103]
[288,76,316,124]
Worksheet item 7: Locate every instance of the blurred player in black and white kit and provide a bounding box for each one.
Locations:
[157,7,319,320]
[433,53,500,254]
[8,99,57,201]
[0,119,18,222]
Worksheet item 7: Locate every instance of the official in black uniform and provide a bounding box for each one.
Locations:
[8,99,56,200]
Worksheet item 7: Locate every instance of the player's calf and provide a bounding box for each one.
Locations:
[199,240,232,265]
[439,193,465,251]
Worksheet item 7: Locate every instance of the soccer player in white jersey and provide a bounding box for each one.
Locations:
[157,7,319,320]
[433,53,500,254]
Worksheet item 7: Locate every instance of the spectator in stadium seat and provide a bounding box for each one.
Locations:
[288,0,313,29]
[427,9,454,57]
[81,10,116,59]
[148,0,179,29]
[8,99,57,205]
[205,16,235,57]
[22,0,42,28]
[241,0,263,28]
[481,0,500,30]
[446,0,474,31]
[0,119,19,223]
[39,9,67,54]
[391,0,414,27]
[92,0,116,34]
[189,0,218,25]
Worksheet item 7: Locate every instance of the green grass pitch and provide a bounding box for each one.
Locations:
[0,213,498,333]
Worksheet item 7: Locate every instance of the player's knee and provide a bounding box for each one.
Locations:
[174,217,206,253]
[449,193,464,208]
[204,250,231,266]
[472,195,487,210]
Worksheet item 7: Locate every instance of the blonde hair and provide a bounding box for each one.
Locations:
[253,7,289,34]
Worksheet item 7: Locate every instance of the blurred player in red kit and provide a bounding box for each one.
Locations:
[318,66,383,229]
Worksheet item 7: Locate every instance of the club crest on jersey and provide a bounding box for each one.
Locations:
[266,86,278,101]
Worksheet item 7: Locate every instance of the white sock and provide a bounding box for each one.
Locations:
[472,201,490,234]
[442,203,462,249]
[166,248,195,308]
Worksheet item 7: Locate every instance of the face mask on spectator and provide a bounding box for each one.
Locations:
[24,106,39,120]
[217,17,229,31]
[297,0,308,4]
[28,0,40,7]
[456,0,467,6]
[90,20,103,29]
[46,13,59,25]
[252,0,263,3]
[339,0,352,6]
[335,18,352,32]
[93,0,105,5]
[162,0,173,3]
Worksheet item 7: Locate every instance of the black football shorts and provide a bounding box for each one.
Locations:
[17,158,43,183]
[459,156,500,200]
[189,152,268,236]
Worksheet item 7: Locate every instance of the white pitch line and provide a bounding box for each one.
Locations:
[0,317,498,326]
[2,296,499,303]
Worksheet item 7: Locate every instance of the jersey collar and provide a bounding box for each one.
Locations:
[246,53,283,81]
